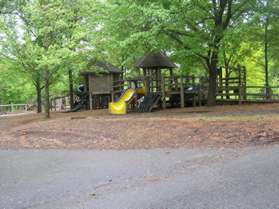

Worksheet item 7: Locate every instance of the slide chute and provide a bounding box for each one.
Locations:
[109,88,136,115]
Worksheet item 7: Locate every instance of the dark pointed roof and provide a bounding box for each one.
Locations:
[81,59,122,76]
[91,60,122,73]
[136,52,176,69]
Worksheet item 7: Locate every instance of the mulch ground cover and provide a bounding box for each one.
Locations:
[1,104,279,150]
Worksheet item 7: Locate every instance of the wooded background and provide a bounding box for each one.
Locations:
[0,0,278,116]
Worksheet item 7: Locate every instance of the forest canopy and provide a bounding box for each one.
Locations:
[0,0,278,115]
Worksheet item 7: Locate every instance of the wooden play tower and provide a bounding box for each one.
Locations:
[136,52,176,94]
[81,59,123,109]
[136,52,176,110]
[136,52,206,110]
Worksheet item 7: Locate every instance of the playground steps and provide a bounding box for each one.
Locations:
[137,93,161,112]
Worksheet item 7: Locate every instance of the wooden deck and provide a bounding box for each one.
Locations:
[110,74,279,109]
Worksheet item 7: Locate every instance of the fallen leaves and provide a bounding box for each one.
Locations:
[1,104,279,149]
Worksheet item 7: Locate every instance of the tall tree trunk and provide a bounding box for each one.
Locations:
[207,49,219,106]
[35,79,42,113]
[264,15,269,99]
[44,70,50,118]
[68,69,74,109]
[207,65,218,106]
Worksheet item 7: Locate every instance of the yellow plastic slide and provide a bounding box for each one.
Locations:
[109,88,136,115]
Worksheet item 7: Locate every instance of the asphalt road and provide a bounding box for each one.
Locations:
[1,146,279,209]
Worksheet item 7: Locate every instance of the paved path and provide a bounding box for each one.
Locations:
[1,146,279,209]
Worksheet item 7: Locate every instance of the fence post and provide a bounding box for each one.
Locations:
[239,86,243,105]
[238,65,243,104]
[243,66,247,100]
[10,103,14,112]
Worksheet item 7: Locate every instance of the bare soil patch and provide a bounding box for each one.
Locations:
[1,104,279,149]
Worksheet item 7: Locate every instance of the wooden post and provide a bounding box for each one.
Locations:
[89,93,93,110]
[156,70,161,92]
[225,66,230,99]
[68,69,74,110]
[175,77,179,90]
[169,68,173,77]
[10,103,14,112]
[243,66,247,100]
[161,76,166,109]
[239,90,243,104]
[143,69,150,96]
[169,68,174,89]
[198,86,202,106]
[152,70,156,92]
[143,68,147,77]
[145,76,150,95]
[180,76,185,108]
[111,91,114,102]
[238,65,243,104]
[219,67,223,100]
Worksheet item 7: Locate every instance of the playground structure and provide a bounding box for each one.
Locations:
[50,52,279,114]
[108,52,208,114]
[109,75,207,114]
[108,52,279,114]
[80,60,123,110]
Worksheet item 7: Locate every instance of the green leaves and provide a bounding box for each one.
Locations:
[0,0,279,104]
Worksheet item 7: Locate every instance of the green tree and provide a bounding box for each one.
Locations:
[247,0,279,96]
[1,0,89,117]
[93,0,256,105]
[0,3,45,112]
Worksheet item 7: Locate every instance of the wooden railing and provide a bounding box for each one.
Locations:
[245,86,279,101]
[216,84,279,103]
[111,78,145,101]
[111,76,279,106]
[50,96,71,111]
[0,103,29,114]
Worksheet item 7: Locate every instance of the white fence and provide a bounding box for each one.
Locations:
[0,104,29,113]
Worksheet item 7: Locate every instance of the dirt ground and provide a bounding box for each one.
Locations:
[1,104,279,150]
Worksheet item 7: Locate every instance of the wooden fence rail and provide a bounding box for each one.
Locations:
[0,104,29,113]
[110,76,279,107]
